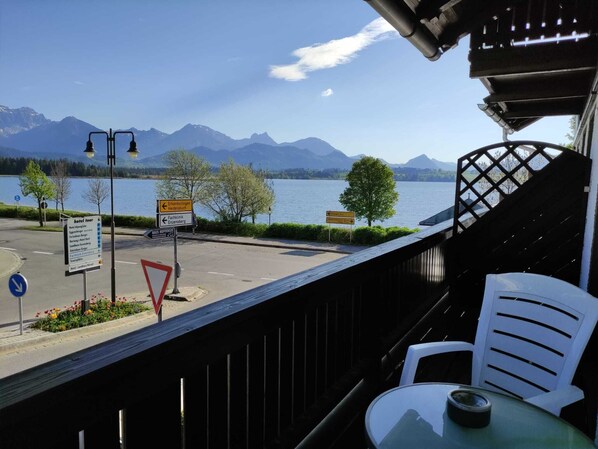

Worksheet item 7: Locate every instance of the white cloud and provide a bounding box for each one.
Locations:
[321,88,334,97]
[269,18,397,81]
[74,81,85,86]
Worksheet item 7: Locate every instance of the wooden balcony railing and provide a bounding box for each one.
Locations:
[0,223,461,449]
[470,0,596,51]
[454,141,573,233]
[452,141,591,300]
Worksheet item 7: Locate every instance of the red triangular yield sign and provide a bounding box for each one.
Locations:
[140,259,173,315]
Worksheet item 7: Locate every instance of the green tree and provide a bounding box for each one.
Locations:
[339,156,398,226]
[155,149,212,203]
[202,160,275,222]
[19,160,55,226]
[562,116,577,149]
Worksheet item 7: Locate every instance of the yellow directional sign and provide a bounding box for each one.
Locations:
[157,199,193,213]
[326,216,355,225]
[326,210,355,218]
[326,210,355,225]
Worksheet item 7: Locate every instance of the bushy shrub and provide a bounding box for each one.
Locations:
[264,223,327,240]
[385,226,418,241]
[194,217,267,237]
[112,215,155,228]
[0,204,87,221]
[353,226,386,245]
[317,226,353,243]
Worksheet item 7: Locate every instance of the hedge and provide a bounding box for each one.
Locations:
[0,204,87,221]
[0,203,419,245]
[0,203,154,228]
[196,218,418,245]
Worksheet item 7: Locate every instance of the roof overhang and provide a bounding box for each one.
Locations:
[364,0,598,132]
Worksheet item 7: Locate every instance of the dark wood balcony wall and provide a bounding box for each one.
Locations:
[1,223,464,449]
[451,141,591,300]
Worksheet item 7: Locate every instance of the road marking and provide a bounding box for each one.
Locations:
[208,271,234,277]
[0,247,16,251]
[116,260,138,265]
[261,277,278,281]
[33,251,54,255]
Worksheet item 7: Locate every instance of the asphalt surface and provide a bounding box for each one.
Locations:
[0,218,363,377]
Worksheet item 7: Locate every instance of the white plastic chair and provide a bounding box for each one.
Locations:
[399,273,598,415]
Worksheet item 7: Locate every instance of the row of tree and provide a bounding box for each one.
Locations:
[16,150,400,229]
[1,156,457,182]
[156,150,274,223]
[157,151,401,227]
[0,156,163,178]
[17,160,114,226]
[392,167,455,182]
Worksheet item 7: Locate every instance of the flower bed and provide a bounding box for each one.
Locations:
[31,294,150,333]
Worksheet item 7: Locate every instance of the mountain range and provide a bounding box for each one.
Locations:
[0,105,457,171]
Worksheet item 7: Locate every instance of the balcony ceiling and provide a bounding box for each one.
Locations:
[365,0,598,131]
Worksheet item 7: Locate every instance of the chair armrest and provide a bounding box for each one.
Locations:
[525,385,585,416]
[399,341,474,386]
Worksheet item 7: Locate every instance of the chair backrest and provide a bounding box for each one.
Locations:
[471,273,598,402]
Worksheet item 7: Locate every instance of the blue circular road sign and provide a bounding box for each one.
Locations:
[14,195,20,202]
[8,273,28,298]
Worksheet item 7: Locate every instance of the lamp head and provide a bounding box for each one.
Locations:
[84,140,95,159]
[127,139,139,160]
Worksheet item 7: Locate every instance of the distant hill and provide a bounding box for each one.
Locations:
[234,132,278,148]
[0,145,31,158]
[279,137,338,156]
[0,105,457,173]
[0,116,101,155]
[402,154,457,171]
[140,143,356,171]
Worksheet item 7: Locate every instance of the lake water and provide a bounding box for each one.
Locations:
[0,176,455,229]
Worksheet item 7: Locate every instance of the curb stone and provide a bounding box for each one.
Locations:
[0,287,206,356]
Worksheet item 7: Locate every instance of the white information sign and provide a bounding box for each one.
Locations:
[66,216,102,273]
[157,212,194,228]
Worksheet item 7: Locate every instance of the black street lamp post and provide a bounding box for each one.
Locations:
[84,129,139,303]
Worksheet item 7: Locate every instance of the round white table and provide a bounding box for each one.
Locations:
[365,383,595,448]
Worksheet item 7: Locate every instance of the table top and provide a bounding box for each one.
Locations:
[365,383,595,449]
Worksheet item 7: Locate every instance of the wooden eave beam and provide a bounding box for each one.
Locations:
[484,83,591,103]
[470,39,598,78]
[502,101,585,118]
[508,118,540,131]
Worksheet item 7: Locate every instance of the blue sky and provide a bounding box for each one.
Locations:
[0,1,572,164]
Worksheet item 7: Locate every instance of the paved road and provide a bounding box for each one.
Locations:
[0,220,347,330]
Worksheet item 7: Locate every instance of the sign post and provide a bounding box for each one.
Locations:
[326,210,356,242]
[141,259,173,322]
[14,194,20,216]
[173,228,180,294]
[41,198,48,226]
[8,272,28,335]
[143,228,175,240]
[64,216,102,313]
[155,199,193,295]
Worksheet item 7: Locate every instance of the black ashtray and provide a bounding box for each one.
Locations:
[446,389,491,428]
